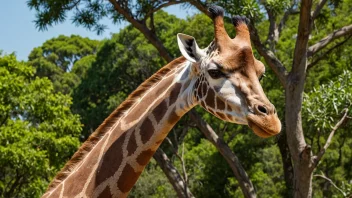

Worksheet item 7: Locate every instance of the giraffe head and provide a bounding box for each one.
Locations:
[177,5,281,138]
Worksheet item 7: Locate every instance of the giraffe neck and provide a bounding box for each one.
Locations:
[43,57,197,198]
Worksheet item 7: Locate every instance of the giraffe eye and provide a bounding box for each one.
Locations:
[208,69,224,79]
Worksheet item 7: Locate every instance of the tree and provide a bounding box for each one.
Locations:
[214,0,352,197]
[28,35,100,94]
[27,0,352,197]
[0,54,82,197]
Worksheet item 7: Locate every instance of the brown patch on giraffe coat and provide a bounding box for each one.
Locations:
[169,83,182,105]
[127,130,137,156]
[152,100,168,122]
[95,132,126,186]
[217,97,226,110]
[118,164,142,193]
[194,78,201,90]
[197,83,204,98]
[205,88,215,108]
[136,149,155,166]
[140,117,154,144]
[97,187,112,198]
[216,112,226,120]
[226,103,233,112]
[168,107,181,124]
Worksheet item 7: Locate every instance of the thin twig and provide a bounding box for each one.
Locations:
[312,0,328,21]
[314,109,349,166]
[314,172,346,196]
[277,0,299,37]
[181,143,188,184]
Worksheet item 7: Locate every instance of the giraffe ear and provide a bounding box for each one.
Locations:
[177,33,205,63]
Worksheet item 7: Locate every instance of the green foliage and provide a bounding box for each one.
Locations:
[218,0,264,22]
[28,35,99,94]
[0,54,81,197]
[303,70,352,132]
[27,0,110,34]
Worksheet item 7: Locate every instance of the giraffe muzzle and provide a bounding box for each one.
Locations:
[246,104,281,138]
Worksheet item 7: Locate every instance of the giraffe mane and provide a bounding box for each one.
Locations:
[46,56,187,192]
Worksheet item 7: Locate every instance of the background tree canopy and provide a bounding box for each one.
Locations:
[28,35,100,95]
[1,0,351,197]
[0,54,81,197]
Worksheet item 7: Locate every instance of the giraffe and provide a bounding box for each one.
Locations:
[42,5,281,198]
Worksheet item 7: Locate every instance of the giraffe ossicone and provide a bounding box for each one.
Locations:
[43,5,281,198]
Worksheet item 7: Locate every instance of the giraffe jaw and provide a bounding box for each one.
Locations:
[246,114,281,138]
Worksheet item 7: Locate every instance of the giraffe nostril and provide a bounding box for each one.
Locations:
[257,105,268,115]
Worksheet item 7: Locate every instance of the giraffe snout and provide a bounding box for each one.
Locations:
[247,102,281,138]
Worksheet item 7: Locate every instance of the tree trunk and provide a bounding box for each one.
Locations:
[285,83,314,198]
[153,149,194,198]
[278,132,294,197]
[286,73,316,198]
[285,0,314,197]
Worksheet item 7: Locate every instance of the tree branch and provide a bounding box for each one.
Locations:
[307,35,352,69]
[165,136,188,185]
[153,148,194,198]
[307,24,352,57]
[314,109,349,166]
[108,0,173,62]
[277,1,300,39]
[145,0,187,19]
[291,0,313,73]
[314,172,347,196]
[248,23,288,87]
[189,110,257,198]
[265,5,278,49]
[187,1,211,18]
[312,0,328,21]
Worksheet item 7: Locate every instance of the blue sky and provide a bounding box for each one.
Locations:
[0,2,195,61]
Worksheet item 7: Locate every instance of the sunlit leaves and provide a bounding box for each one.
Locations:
[28,35,100,94]
[0,54,81,197]
[303,70,352,132]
